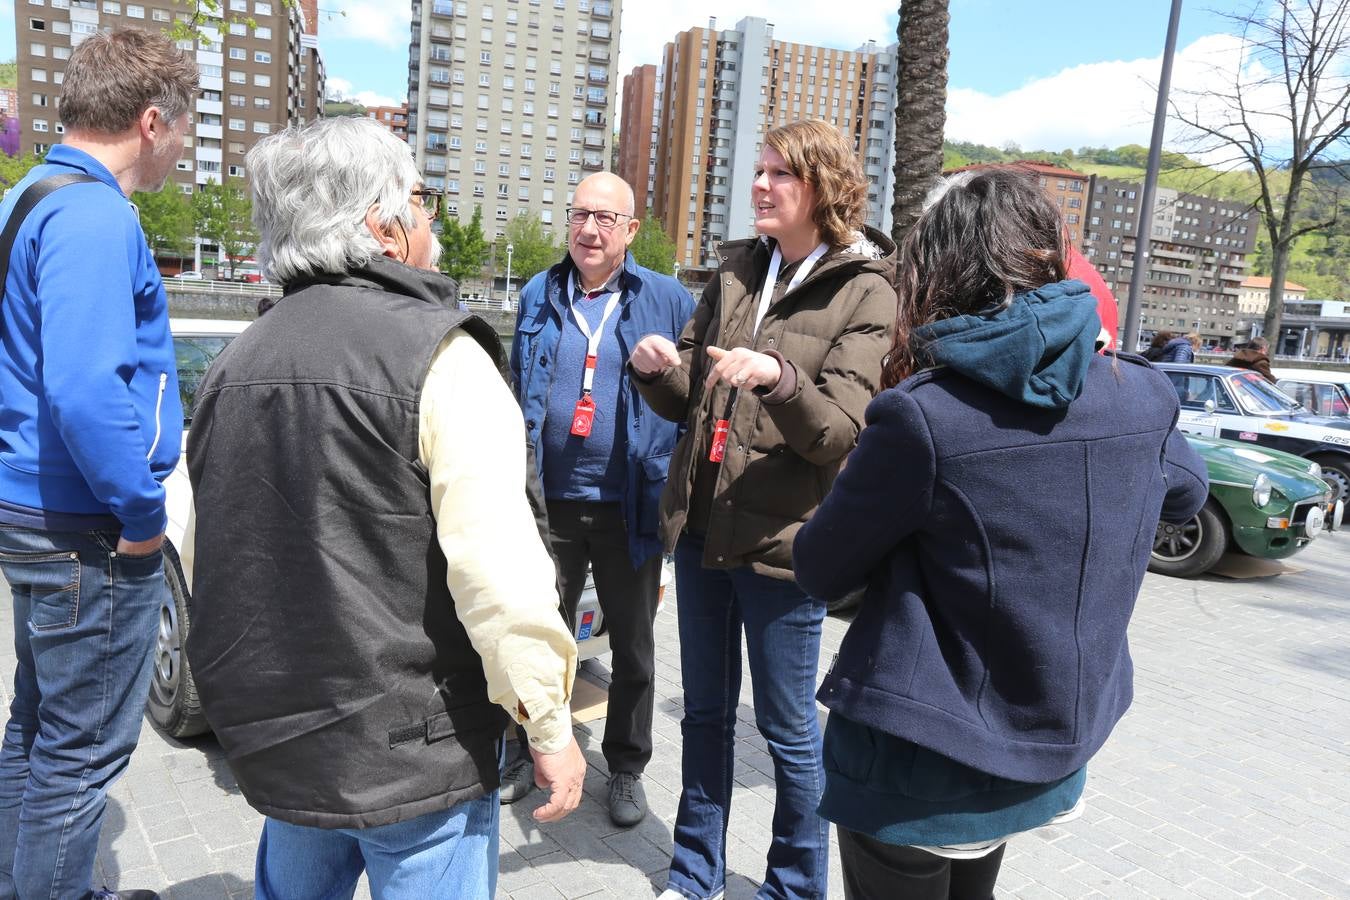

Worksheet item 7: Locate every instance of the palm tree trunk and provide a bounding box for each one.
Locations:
[890,0,951,245]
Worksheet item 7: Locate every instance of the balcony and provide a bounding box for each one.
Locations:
[587,71,608,85]
[586,93,607,108]
[584,111,606,127]
[581,157,604,171]
[583,137,605,150]
[589,47,610,62]
[590,25,611,41]
[591,2,612,18]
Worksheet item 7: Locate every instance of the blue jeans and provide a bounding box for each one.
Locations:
[0,526,164,900]
[255,791,500,900]
[667,536,829,900]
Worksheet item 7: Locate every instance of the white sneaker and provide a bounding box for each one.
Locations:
[657,890,723,900]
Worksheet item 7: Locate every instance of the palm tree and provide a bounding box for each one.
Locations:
[890,0,951,245]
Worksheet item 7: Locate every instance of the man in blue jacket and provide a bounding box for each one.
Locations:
[0,30,197,900]
[509,173,694,826]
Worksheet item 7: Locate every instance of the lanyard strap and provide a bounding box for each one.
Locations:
[753,242,829,336]
[568,273,624,393]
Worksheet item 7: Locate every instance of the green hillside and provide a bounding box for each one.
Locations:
[943,140,1346,300]
[0,62,16,90]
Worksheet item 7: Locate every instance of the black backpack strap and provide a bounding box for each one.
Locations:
[0,173,101,292]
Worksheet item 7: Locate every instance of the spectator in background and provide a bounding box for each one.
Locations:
[1142,330,1174,362]
[1159,332,1196,363]
[1227,336,1277,382]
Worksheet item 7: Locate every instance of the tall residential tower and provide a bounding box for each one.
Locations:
[405,0,623,239]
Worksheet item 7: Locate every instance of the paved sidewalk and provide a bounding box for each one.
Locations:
[1,532,1347,898]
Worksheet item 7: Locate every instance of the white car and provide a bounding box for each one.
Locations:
[151,318,660,737]
[1272,367,1350,419]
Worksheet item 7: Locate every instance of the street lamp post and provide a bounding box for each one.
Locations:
[505,242,514,310]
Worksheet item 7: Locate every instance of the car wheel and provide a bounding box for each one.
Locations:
[1312,455,1350,506]
[1150,500,1229,578]
[146,542,209,738]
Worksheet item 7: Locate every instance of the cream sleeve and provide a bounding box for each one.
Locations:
[419,328,577,754]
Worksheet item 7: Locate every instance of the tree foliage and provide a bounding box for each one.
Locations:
[628,215,677,275]
[438,204,490,285]
[496,214,560,287]
[191,178,257,278]
[0,152,42,191]
[890,0,950,243]
[133,182,195,257]
[1169,0,1350,341]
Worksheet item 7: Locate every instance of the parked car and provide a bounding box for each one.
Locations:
[1151,434,1339,578]
[1271,367,1350,419]
[1155,362,1350,505]
[151,318,659,737]
[170,270,204,280]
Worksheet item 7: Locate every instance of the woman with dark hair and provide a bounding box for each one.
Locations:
[793,168,1208,899]
[629,119,896,900]
[1141,330,1174,361]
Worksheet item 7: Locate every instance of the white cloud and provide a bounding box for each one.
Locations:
[944,33,1280,162]
[616,2,896,78]
[324,76,403,108]
[323,0,411,50]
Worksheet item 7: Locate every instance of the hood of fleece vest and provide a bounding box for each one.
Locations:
[914,279,1101,409]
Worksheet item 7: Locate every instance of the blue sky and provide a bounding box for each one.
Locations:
[2,0,1243,151]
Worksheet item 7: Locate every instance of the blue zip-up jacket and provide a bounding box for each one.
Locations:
[510,252,694,567]
[0,145,182,540]
[795,280,1209,784]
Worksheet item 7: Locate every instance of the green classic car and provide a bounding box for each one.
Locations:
[1151,434,1342,578]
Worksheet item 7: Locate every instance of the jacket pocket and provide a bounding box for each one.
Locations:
[637,452,672,535]
[0,550,81,631]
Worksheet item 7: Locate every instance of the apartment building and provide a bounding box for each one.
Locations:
[14,0,324,190]
[627,17,897,270]
[616,63,655,213]
[1083,177,1255,348]
[368,103,410,140]
[948,161,1091,244]
[1238,275,1308,322]
[405,0,622,238]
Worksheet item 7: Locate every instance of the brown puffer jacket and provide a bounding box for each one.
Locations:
[634,227,897,580]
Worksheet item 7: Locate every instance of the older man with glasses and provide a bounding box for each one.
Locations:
[184,117,585,898]
[508,172,694,826]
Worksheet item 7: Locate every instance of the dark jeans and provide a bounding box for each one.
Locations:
[0,526,165,900]
[837,829,1005,900]
[666,535,828,900]
[546,499,661,774]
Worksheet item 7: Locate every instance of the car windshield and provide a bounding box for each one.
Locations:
[1229,371,1303,414]
[176,335,236,424]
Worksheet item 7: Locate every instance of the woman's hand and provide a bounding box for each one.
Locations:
[705,346,781,392]
[630,334,682,377]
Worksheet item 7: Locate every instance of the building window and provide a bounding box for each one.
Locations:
[255,25,271,39]
[229,47,245,60]
[253,97,270,109]
[228,21,246,34]
[254,74,271,87]
[228,165,245,177]
[254,0,271,13]
[253,122,271,134]
[228,118,245,130]
[32,119,48,132]
[255,51,271,63]
[29,42,46,56]
[229,71,246,84]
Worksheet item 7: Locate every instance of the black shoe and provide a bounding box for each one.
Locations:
[94,891,160,900]
[607,771,647,827]
[499,754,536,804]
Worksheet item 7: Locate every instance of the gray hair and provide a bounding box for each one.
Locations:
[246,117,422,284]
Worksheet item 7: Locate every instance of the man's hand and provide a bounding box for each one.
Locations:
[117,533,165,557]
[529,736,586,823]
[629,334,682,377]
[705,345,781,392]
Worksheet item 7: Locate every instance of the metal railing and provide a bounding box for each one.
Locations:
[460,295,519,313]
[164,279,282,298]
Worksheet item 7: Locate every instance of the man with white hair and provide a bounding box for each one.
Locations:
[508,172,693,826]
[185,116,584,897]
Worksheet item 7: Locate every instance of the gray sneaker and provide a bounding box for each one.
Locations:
[499,754,536,804]
[607,771,647,827]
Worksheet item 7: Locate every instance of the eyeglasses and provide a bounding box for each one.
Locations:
[566,208,632,229]
[411,188,443,219]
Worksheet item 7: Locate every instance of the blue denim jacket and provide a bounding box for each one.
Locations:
[510,252,695,566]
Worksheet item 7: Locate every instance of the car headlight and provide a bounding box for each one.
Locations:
[1252,472,1272,507]
[1308,461,1322,480]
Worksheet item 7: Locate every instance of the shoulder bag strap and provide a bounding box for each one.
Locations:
[0,173,101,294]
